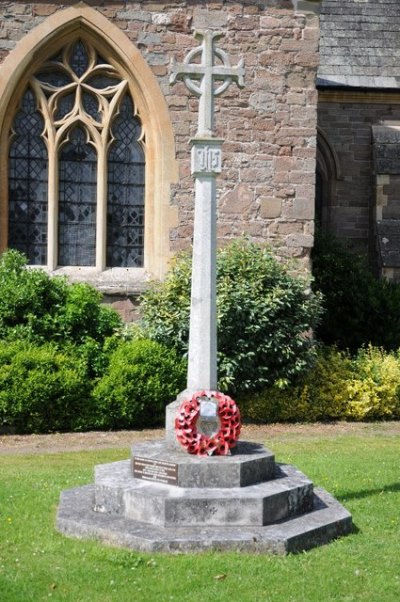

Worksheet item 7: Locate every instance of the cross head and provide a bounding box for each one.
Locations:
[170,30,245,136]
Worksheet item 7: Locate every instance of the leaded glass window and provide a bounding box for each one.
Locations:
[8,89,48,265]
[59,128,97,266]
[107,95,145,267]
[7,39,145,270]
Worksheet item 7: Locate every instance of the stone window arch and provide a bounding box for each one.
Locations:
[316,127,341,229]
[0,5,178,280]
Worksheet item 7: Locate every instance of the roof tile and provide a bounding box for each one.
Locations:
[318,0,400,89]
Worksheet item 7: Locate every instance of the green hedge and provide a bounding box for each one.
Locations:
[1,339,399,433]
[2,247,399,433]
[92,339,186,430]
[239,345,400,423]
[0,341,92,433]
[0,251,187,433]
[0,249,122,346]
[0,339,186,434]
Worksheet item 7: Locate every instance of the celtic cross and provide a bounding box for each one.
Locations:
[170,30,244,136]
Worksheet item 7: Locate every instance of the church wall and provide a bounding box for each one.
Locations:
[0,1,320,285]
[318,93,400,258]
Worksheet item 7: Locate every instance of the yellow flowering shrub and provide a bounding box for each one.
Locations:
[345,347,400,420]
[240,345,400,423]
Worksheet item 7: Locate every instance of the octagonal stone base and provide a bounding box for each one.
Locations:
[94,460,313,527]
[56,440,352,554]
[131,440,275,488]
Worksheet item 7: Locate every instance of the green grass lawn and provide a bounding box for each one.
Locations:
[0,431,399,602]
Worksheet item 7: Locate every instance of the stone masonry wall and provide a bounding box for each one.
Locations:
[318,97,400,256]
[0,1,320,274]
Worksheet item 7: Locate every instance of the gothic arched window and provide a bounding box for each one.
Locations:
[7,39,145,270]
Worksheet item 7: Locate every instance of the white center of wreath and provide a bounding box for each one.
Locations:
[197,397,220,438]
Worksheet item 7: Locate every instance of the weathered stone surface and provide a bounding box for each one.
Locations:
[259,197,282,219]
[318,101,400,257]
[286,233,314,248]
[220,184,254,215]
[56,438,352,554]
[193,7,227,29]
[57,485,352,554]
[94,459,312,527]
[286,197,314,220]
[165,399,182,450]
[377,220,400,267]
[373,124,400,175]
[318,0,400,89]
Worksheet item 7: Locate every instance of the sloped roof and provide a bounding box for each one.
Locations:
[317,0,400,89]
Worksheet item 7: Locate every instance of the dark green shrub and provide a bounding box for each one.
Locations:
[312,230,400,351]
[93,339,186,429]
[53,283,122,345]
[140,240,322,393]
[0,250,122,346]
[0,341,92,434]
[139,251,192,352]
[62,335,120,381]
[0,250,67,342]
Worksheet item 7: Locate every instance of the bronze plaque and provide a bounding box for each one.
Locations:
[132,456,178,485]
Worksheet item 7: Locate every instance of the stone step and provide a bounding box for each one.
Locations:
[131,440,276,488]
[57,485,352,554]
[94,460,313,527]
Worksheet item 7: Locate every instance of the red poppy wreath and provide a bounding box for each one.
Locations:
[175,391,241,456]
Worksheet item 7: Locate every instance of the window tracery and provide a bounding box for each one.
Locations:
[8,39,145,269]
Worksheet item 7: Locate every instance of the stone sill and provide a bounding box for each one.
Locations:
[30,266,154,296]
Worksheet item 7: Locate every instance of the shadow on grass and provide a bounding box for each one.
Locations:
[338,482,400,501]
[349,522,360,535]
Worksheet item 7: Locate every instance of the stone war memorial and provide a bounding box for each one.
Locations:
[56,24,352,554]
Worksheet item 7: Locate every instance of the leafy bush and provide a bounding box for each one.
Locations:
[93,339,186,430]
[52,283,122,345]
[312,230,400,351]
[0,341,92,434]
[346,346,400,420]
[0,250,122,346]
[0,250,127,433]
[0,250,67,342]
[239,345,400,423]
[0,251,189,433]
[140,240,322,393]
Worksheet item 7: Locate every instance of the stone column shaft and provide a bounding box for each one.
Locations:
[185,137,223,392]
[187,173,217,391]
